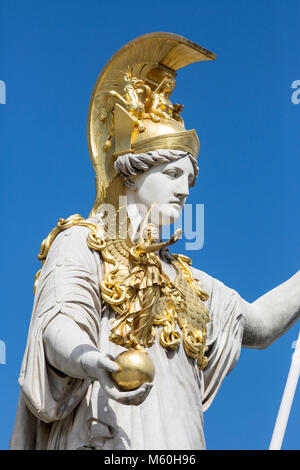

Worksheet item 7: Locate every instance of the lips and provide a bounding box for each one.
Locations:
[170,199,182,204]
[169,200,183,208]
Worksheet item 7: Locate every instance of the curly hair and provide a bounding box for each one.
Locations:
[114,149,199,189]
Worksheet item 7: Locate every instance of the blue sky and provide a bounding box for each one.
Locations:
[1,0,299,450]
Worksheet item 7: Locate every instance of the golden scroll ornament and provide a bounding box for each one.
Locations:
[34,214,210,370]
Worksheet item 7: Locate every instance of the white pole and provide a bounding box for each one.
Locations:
[269,331,300,450]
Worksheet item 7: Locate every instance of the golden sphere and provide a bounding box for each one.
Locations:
[112,350,155,391]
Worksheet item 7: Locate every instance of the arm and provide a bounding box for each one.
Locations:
[38,223,151,407]
[242,270,300,349]
[149,93,172,120]
[43,314,152,405]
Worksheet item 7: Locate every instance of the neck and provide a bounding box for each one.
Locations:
[126,193,161,243]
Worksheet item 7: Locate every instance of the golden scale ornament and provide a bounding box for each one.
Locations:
[34,33,216,390]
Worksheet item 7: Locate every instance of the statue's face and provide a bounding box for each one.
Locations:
[128,155,195,226]
[163,78,175,93]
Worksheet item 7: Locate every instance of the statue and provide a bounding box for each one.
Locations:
[10,33,300,450]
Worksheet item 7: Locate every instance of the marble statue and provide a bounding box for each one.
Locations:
[10,33,300,450]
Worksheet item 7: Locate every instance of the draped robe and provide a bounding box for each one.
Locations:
[10,219,247,450]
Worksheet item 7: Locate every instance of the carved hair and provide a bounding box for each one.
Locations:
[114,149,199,189]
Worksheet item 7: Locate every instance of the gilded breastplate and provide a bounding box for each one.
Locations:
[34,214,210,370]
[97,234,210,370]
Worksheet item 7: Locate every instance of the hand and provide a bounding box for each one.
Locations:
[80,350,153,406]
[172,228,182,242]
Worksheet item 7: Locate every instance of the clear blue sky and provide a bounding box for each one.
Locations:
[1,0,299,450]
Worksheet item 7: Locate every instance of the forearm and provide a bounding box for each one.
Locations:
[243,270,300,348]
[43,313,153,406]
[43,313,101,379]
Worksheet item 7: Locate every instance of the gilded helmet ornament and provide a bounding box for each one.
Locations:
[87,32,216,215]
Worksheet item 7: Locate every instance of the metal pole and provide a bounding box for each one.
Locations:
[269,331,300,450]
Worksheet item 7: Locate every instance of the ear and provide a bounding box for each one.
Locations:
[123,176,137,190]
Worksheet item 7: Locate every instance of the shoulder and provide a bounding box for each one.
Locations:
[40,215,102,273]
[190,265,247,313]
[190,266,248,345]
[190,266,222,297]
[33,215,103,314]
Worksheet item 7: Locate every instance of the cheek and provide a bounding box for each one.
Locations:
[136,175,167,205]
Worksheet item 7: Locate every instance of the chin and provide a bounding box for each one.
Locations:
[151,207,182,226]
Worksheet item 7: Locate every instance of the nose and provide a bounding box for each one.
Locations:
[174,176,190,200]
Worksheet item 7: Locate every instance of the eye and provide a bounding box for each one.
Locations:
[163,168,181,179]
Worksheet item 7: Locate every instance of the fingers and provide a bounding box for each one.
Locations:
[119,382,153,406]
[96,367,153,406]
[109,382,153,406]
[173,228,182,240]
[97,353,120,373]
[94,353,153,406]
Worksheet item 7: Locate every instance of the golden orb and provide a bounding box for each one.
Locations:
[112,350,155,391]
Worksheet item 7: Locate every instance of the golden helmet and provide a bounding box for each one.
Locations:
[87,32,216,215]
